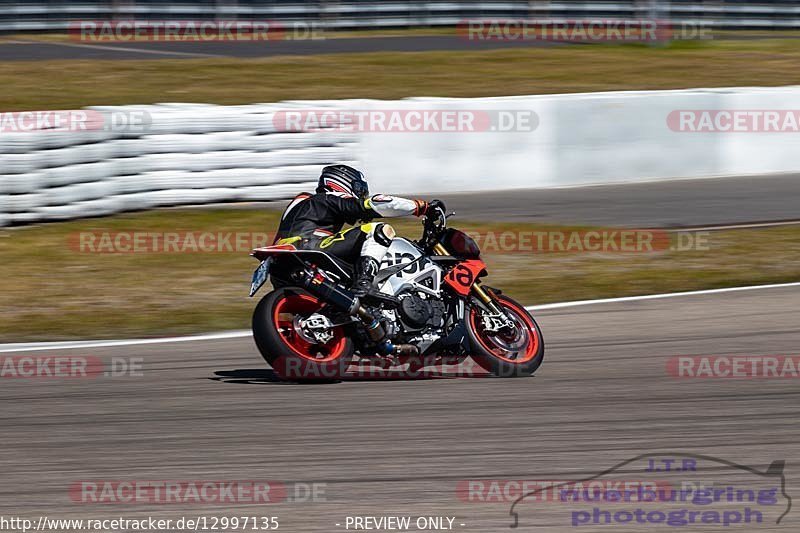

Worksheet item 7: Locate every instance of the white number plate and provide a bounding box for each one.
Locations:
[249,260,271,297]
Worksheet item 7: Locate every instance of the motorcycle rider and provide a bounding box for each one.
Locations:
[273,164,442,297]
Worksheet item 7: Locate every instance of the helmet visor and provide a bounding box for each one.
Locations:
[351,179,369,199]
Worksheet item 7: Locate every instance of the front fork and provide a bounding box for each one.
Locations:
[472,283,504,313]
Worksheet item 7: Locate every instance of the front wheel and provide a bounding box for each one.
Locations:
[466,293,544,377]
[252,287,354,381]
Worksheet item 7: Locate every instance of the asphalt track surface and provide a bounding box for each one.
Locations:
[1,33,794,61]
[0,36,564,61]
[436,174,800,228]
[1,285,798,532]
[231,174,800,229]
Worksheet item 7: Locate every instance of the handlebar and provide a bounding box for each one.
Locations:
[420,200,449,250]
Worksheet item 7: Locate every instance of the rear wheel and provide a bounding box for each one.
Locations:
[467,293,544,377]
[252,287,354,381]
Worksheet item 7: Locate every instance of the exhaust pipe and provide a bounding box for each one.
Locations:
[293,267,387,342]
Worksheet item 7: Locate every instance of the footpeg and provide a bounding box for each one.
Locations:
[393,344,420,357]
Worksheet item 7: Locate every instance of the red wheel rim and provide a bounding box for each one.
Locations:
[272,294,347,362]
[470,297,540,364]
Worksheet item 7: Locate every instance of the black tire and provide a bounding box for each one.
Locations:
[466,293,544,377]
[252,287,354,381]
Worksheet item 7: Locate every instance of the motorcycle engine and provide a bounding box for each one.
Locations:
[397,290,445,332]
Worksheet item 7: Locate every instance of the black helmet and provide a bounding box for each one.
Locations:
[317,164,369,199]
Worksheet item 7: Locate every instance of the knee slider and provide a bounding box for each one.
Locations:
[373,223,395,247]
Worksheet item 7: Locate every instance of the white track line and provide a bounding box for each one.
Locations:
[664,220,800,232]
[1,281,799,353]
[526,281,800,310]
[0,330,251,354]
[38,41,220,58]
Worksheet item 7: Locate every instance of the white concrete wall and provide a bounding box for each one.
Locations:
[0,102,358,226]
[359,86,800,194]
[2,87,800,226]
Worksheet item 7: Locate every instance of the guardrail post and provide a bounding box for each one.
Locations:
[529,1,551,19]
[215,0,237,21]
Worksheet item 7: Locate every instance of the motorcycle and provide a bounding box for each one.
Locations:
[248,202,544,381]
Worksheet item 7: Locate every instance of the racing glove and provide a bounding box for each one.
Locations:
[365,195,430,218]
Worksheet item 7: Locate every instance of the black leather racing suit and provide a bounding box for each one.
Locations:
[273,191,427,264]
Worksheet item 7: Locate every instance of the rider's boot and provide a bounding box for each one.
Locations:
[352,256,380,297]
